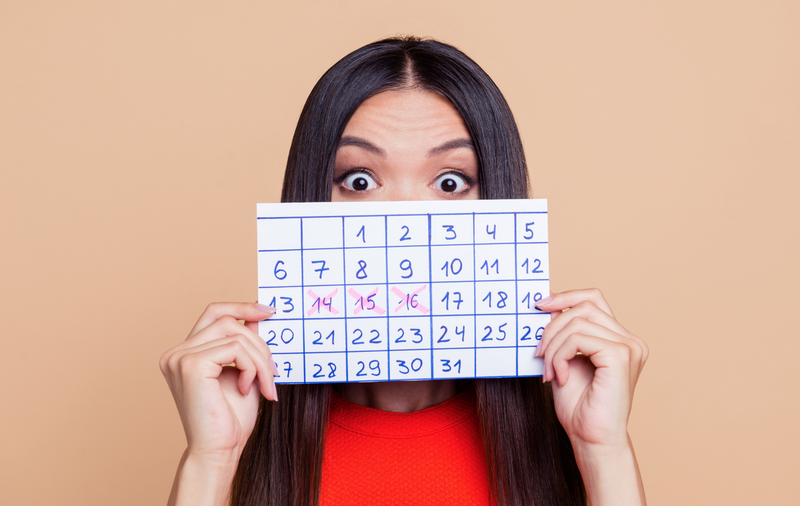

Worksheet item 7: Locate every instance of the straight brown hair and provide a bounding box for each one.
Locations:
[231,37,586,506]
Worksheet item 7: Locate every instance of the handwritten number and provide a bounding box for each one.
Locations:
[480,259,499,275]
[498,322,507,341]
[524,222,535,240]
[441,291,463,310]
[312,330,334,345]
[274,261,287,280]
[356,260,368,279]
[356,225,366,243]
[441,359,462,373]
[400,225,411,241]
[282,361,292,377]
[311,260,329,279]
[400,259,413,279]
[357,360,381,377]
[521,258,543,274]
[438,325,449,343]
[486,224,496,239]
[397,358,423,374]
[442,225,457,240]
[441,258,463,277]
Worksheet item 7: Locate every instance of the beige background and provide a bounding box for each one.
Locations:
[1,1,798,504]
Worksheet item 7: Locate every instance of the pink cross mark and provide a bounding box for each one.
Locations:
[391,284,430,314]
[306,288,340,316]
[347,287,386,315]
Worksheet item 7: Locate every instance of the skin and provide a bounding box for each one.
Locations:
[161,88,648,506]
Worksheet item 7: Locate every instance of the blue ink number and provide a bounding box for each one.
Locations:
[397,358,423,374]
[356,260,368,279]
[523,222,535,240]
[399,259,413,279]
[441,291,464,310]
[521,258,543,274]
[481,323,507,341]
[312,330,334,345]
[441,258,463,277]
[311,260,329,279]
[266,328,294,346]
[273,261,287,280]
[312,362,337,378]
[482,291,508,308]
[521,291,543,309]
[356,360,381,377]
[441,359,462,373]
[480,259,499,275]
[438,325,465,343]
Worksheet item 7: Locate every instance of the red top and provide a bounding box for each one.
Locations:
[319,387,494,505]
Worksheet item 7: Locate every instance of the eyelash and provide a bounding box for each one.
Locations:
[335,168,377,191]
[437,170,475,189]
[334,168,476,192]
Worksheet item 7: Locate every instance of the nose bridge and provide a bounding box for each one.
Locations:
[383,164,426,201]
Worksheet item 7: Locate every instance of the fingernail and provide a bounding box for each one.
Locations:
[272,383,279,402]
[256,304,276,313]
[272,360,280,377]
[535,296,552,308]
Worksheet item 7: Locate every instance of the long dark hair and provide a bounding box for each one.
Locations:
[231,36,586,506]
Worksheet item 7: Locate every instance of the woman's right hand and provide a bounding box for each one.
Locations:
[160,302,278,465]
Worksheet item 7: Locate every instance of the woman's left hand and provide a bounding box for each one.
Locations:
[535,288,649,449]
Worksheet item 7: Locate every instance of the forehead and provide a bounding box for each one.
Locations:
[342,89,471,144]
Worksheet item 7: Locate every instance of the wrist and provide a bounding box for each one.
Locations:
[170,449,241,506]
[570,435,646,506]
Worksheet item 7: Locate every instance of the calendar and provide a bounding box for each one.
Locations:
[257,199,549,384]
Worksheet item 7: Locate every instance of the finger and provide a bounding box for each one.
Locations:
[189,302,276,338]
[541,317,632,383]
[184,315,279,376]
[538,300,633,358]
[171,335,277,401]
[549,333,631,387]
[535,288,614,317]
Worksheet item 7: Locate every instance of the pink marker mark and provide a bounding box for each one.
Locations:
[347,287,386,315]
[306,288,340,316]
[390,284,430,314]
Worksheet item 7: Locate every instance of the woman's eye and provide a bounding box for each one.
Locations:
[433,173,467,193]
[342,172,377,192]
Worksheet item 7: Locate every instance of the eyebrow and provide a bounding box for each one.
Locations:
[337,136,476,158]
[426,138,475,157]
[338,136,387,157]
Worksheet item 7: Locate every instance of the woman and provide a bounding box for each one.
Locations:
[160,36,648,506]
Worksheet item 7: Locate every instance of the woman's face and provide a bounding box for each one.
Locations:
[332,89,480,202]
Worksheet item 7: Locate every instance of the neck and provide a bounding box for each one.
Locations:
[335,379,469,413]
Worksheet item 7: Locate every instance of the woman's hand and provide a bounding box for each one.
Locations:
[535,289,648,505]
[160,302,278,506]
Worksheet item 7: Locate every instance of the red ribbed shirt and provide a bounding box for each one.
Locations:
[319,387,494,505]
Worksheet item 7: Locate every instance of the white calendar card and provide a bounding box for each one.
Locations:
[257,199,550,384]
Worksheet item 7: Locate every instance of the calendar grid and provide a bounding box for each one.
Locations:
[427,214,434,379]
[384,215,391,381]
[514,212,519,376]
[341,216,348,383]
[257,199,549,384]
